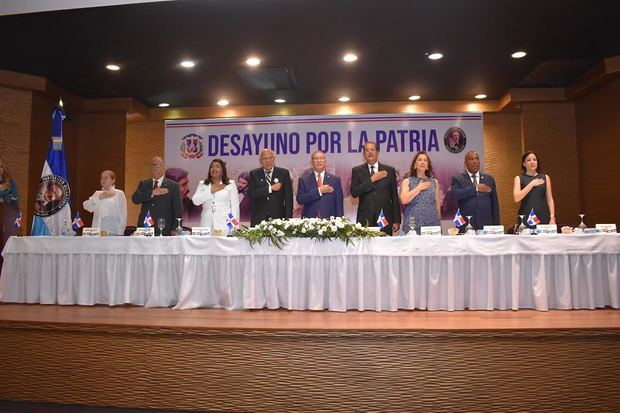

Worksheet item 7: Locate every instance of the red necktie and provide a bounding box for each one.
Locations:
[317,174,323,218]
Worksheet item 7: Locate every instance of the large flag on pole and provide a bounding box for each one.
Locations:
[31,104,71,235]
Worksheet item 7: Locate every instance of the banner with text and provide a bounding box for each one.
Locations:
[165,113,484,226]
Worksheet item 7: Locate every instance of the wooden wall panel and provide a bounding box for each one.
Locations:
[77,112,126,226]
[125,120,165,228]
[1,323,619,412]
[520,102,580,227]
[0,87,32,228]
[483,112,523,229]
[575,76,620,225]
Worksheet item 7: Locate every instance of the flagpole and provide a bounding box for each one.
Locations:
[31,98,71,236]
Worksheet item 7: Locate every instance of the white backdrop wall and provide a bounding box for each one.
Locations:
[165,113,483,226]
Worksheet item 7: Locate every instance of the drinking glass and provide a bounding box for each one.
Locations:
[578,214,586,231]
[157,217,166,237]
[517,215,526,235]
[465,216,475,235]
[174,218,183,236]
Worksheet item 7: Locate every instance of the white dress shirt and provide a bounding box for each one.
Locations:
[470,171,480,192]
[367,162,378,175]
[152,177,164,188]
[315,171,324,196]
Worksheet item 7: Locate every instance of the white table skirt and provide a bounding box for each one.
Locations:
[1,234,619,311]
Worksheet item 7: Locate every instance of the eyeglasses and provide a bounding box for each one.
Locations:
[312,157,326,161]
[260,156,275,161]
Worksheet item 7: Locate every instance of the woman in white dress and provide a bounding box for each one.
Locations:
[83,170,127,235]
[192,159,240,235]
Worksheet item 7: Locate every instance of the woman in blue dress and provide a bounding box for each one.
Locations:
[400,151,441,234]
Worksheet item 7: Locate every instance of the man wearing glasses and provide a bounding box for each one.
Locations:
[248,149,293,227]
[296,151,343,219]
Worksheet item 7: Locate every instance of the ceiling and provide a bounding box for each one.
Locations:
[1,0,619,108]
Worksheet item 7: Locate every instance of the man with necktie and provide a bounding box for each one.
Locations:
[350,141,401,235]
[131,156,183,235]
[248,148,293,227]
[450,150,500,232]
[296,151,344,219]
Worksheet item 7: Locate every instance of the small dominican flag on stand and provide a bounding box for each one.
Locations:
[527,208,541,226]
[226,212,239,229]
[13,212,23,230]
[376,209,389,228]
[72,211,85,230]
[144,210,154,227]
[453,208,467,227]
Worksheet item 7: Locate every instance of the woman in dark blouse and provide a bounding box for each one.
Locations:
[512,151,556,228]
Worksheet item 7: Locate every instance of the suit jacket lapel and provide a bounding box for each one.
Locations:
[464,172,473,186]
[362,163,371,179]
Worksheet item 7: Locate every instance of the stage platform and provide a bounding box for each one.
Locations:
[1,304,620,412]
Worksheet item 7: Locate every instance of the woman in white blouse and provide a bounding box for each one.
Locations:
[192,159,240,235]
[83,170,127,235]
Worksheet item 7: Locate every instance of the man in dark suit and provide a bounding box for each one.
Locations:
[450,150,500,232]
[131,156,183,235]
[248,149,293,226]
[350,141,401,235]
[296,151,344,218]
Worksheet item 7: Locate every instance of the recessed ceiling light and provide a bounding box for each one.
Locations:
[246,56,261,67]
[511,51,527,59]
[274,98,286,104]
[217,99,230,106]
[427,52,443,60]
[338,96,351,102]
[180,60,196,68]
[343,53,358,63]
[158,103,170,108]
[474,94,487,99]
[408,95,421,101]
[106,64,120,71]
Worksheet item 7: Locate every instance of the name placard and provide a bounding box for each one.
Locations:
[82,227,100,237]
[537,224,557,234]
[191,227,212,236]
[420,226,442,236]
[135,227,155,236]
[596,224,617,233]
[483,225,505,235]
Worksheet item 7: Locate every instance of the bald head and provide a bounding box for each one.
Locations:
[259,148,276,171]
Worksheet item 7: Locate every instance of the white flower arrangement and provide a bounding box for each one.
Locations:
[234,216,384,249]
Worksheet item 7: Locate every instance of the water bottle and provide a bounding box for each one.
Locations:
[408,215,417,236]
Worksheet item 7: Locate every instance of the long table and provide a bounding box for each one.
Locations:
[1,234,619,311]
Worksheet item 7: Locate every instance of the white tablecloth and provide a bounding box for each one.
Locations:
[1,234,619,311]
